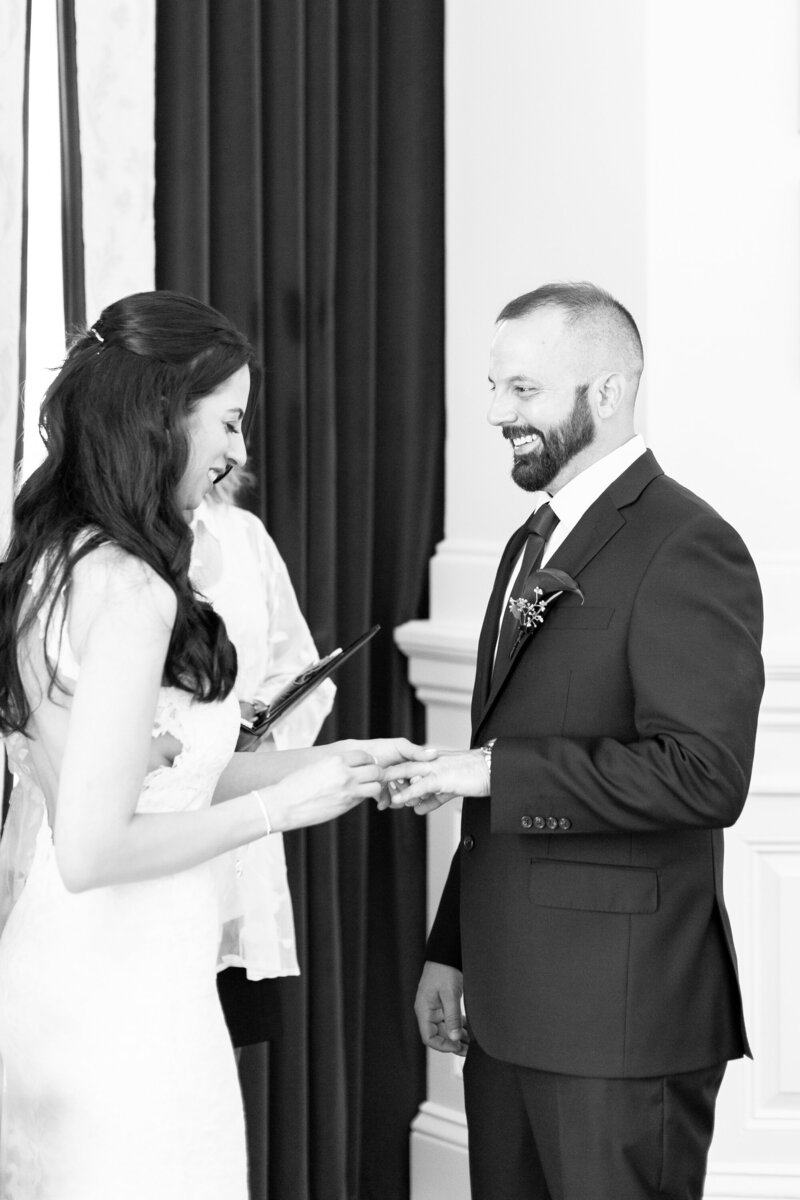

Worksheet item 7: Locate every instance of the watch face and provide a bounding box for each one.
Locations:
[481,740,495,783]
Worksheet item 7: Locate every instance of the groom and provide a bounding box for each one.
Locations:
[392,283,764,1199]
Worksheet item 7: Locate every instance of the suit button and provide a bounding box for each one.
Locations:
[558,817,572,831]
[520,816,533,830]
[533,816,546,830]
[462,834,475,851]
[546,816,558,830]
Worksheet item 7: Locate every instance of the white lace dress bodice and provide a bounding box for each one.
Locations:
[0,561,247,1199]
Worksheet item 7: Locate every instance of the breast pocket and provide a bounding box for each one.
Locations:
[528,859,659,914]
[544,606,614,631]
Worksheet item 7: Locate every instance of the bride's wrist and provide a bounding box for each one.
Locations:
[250,787,288,837]
[328,737,358,756]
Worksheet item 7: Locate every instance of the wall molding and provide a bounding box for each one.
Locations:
[395,618,800,720]
[411,1101,469,1151]
[747,840,800,1130]
[410,1104,470,1200]
[423,537,800,668]
[704,1164,800,1198]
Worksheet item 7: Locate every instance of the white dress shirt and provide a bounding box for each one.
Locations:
[543,434,647,563]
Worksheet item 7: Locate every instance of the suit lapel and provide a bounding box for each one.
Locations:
[473,451,664,738]
[543,495,625,580]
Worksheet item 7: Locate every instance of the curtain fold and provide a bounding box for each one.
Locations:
[55,0,85,330]
[155,2,444,1196]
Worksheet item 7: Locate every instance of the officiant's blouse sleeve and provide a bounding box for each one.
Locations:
[191,499,335,980]
[192,501,335,750]
[247,514,336,750]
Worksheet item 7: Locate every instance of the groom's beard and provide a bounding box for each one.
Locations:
[506,383,595,493]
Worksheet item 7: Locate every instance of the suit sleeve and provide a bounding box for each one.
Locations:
[424,850,462,969]
[490,511,764,835]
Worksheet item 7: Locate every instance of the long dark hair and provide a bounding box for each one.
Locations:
[0,290,261,735]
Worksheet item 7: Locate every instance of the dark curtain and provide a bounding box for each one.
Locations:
[55,0,85,330]
[18,0,32,448]
[155,3,444,1199]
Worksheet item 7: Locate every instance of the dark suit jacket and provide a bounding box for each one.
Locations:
[426,451,764,1079]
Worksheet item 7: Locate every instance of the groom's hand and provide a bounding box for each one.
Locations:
[415,961,469,1056]
[382,749,490,813]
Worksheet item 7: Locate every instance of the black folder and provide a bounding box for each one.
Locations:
[236,624,380,750]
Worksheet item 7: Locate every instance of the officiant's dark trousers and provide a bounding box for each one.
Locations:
[463,1040,725,1200]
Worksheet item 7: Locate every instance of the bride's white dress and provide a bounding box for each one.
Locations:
[0,563,248,1198]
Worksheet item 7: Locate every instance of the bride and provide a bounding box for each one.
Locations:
[0,291,431,1199]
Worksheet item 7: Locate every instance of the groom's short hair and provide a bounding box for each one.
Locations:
[497,282,644,382]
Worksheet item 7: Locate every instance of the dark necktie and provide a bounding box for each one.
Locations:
[494,502,560,664]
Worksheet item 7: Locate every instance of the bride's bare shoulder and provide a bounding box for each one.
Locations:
[69,543,177,649]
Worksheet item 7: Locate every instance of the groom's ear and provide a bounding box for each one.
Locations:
[593,371,626,420]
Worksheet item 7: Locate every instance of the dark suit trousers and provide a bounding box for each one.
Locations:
[463,1040,725,1200]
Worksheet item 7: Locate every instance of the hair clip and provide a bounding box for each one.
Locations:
[89,325,105,344]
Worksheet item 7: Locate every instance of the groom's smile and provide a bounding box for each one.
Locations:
[505,427,544,455]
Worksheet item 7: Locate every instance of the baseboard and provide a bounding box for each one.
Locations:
[704,1165,800,1199]
[410,1102,469,1200]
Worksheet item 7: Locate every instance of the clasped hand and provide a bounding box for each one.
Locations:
[270,738,440,830]
[350,737,440,809]
[379,749,490,814]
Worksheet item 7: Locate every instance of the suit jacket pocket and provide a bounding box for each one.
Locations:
[543,605,614,630]
[528,859,659,914]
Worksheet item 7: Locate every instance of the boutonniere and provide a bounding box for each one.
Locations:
[507,569,584,657]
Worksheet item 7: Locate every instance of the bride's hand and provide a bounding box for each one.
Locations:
[351,737,438,770]
[264,750,382,832]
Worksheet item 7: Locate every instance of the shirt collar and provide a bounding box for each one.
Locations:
[190,496,224,538]
[549,435,646,526]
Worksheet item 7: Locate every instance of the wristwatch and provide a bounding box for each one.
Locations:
[480,738,496,792]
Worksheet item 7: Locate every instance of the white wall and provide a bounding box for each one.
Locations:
[444,0,647,555]
[399,2,800,1197]
[645,1,800,666]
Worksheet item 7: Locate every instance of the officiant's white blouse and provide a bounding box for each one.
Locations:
[191,497,335,750]
[191,497,335,979]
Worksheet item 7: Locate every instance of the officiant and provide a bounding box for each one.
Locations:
[190,466,335,1051]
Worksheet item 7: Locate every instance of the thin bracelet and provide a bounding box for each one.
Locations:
[251,790,273,836]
